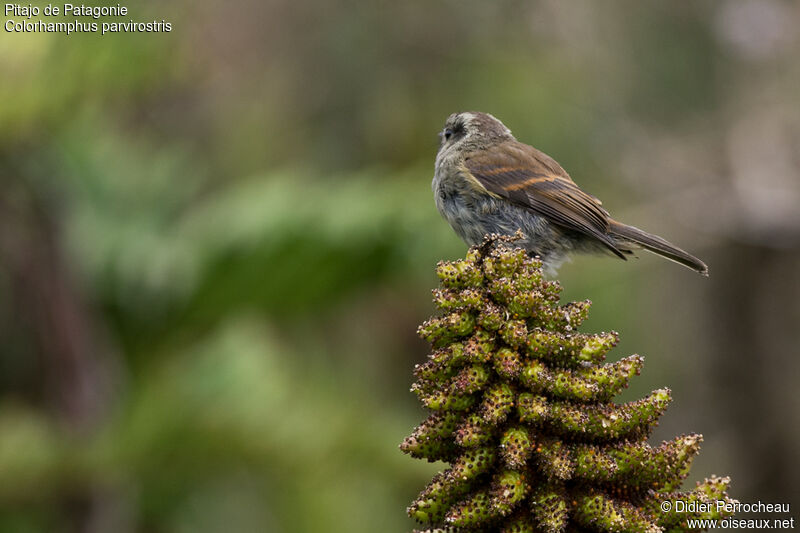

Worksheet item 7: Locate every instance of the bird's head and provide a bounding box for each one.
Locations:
[437,111,514,157]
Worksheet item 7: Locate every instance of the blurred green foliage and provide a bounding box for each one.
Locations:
[2,1,799,532]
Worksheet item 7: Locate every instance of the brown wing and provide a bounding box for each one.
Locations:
[464,141,624,258]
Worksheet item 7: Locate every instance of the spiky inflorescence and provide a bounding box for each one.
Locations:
[401,234,735,533]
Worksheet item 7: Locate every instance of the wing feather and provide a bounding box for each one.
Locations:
[464,142,624,257]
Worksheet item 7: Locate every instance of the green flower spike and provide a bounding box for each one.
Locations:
[402,233,735,533]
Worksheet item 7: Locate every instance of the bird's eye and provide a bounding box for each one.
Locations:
[443,128,454,141]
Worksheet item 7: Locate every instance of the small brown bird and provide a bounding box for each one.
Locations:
[433,111,708,275]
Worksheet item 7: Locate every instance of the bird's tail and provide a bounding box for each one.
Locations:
[608,220,708,276]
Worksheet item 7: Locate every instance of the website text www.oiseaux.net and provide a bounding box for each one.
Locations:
[662,500,795,530]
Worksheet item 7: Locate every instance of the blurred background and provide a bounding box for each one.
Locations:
[1,1,799,531]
